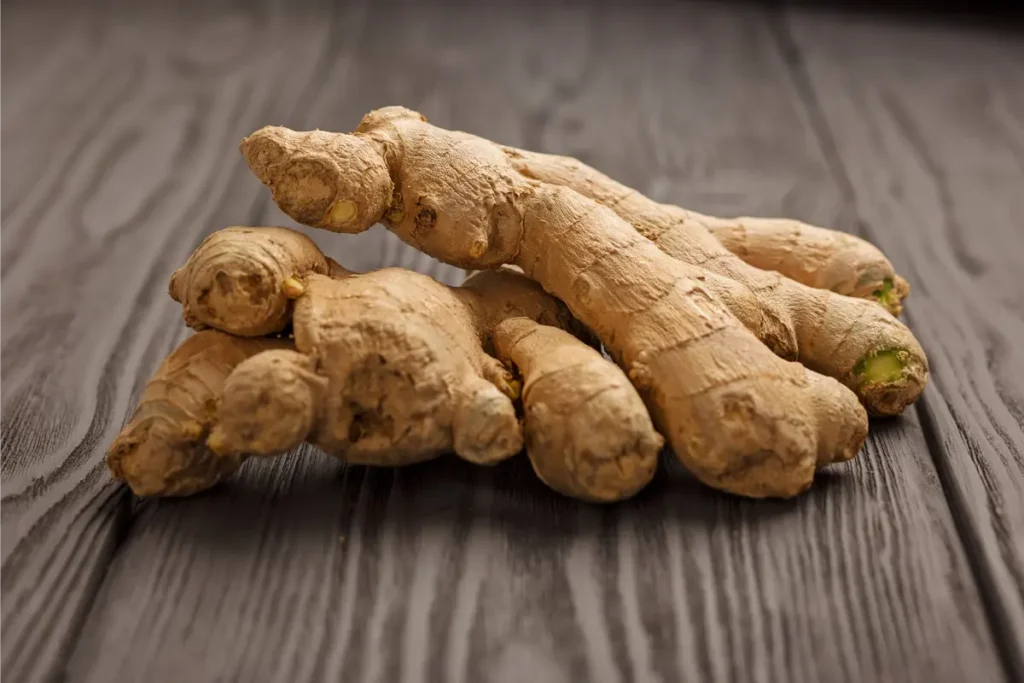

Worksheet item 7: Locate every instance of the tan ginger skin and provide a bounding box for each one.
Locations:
[491,317,665,502]
[115,227,662,502]
[701,217,909,316]
[496,145,924,400]
[107,330,290,496]
[169,226,348,337]
[238,106,924,498]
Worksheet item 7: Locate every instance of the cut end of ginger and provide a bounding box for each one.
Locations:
[873,277,909,317]
[854,348,905,385]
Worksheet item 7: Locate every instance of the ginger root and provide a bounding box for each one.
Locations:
[169,226,346,336]
[239,107,912,497]
[209,267,526,467]
[491,317,662,502]
[114,226,662,502]
[497,146,926,415]
[109,107,923,501]
[108,330,290,496]
[701,216,910,316]
[464,267,663,501]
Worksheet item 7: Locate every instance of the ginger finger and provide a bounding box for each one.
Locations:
[205,349,325,458]
[491,316,663,503]
[450,373,525,463]
[701,215,910,315]
[107,330,291,497]
[497,145,927,417]
[170,226,345,336]
[461,267,663,502]
[240,107,873,497]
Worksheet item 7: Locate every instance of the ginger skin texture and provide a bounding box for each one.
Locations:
[209,268,525,467]
[108,330,290,496]
[491,317,663,502]
[169,226,347,336]
[701,216,910,316]
[239,106,918,498]
[164,227,662,502]
[465,269,663,501]
[497,145,926,413]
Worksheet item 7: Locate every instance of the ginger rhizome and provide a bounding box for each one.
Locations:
[701,216,910,316]
[169,226,347,336]
[239,106,925,497]
[497,145,925,412]
[465,268,663,501]
[491,317,662,501]
[108,330,290,496]
[112,227,662,502]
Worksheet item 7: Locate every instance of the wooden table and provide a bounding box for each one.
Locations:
[3,1,1022,681]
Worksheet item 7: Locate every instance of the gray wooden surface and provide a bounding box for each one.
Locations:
[2,1,1022,682]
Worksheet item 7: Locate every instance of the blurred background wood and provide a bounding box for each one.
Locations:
[2,1,1022,682]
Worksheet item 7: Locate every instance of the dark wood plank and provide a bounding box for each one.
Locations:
[62,2,1006,682]
[0,1,349,680]
[780,9,1024,675]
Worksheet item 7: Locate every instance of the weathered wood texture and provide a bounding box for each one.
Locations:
[781,12,1024,675]
[1,1,1021,682]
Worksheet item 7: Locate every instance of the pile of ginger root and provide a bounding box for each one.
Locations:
[108,106,928,503]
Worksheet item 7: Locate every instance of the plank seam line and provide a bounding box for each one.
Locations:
[768,7,1019,681]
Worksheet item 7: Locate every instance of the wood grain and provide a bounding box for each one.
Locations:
[781,10,1024,675]
[34,2,1012,682]
[0,1,342,680]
